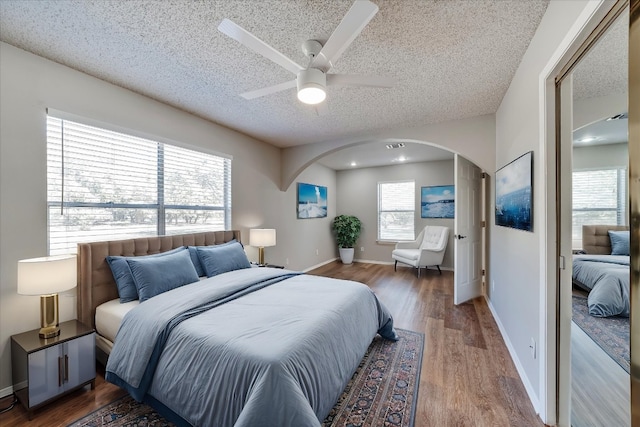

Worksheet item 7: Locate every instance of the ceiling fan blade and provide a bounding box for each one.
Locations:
[240,80,297,100]
[218,19,303,75]
[327,74,395,88]
[310,0,378,70]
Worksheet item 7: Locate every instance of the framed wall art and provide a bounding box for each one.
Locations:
[495,151,533,232]
[421,185,455,218]
[297,182,327,219]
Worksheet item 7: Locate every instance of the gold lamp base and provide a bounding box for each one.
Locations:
[258,247,265,265]
[39,294,60,339]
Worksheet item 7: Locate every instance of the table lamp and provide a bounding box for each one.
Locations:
[249,229,276,265]
[17,255,77,338]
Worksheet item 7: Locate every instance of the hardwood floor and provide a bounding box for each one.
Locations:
[308,262,543,427]
[571,322,630,427]
[0,261,543,426]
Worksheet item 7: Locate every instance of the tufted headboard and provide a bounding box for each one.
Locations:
[76,230,241,328]
[582,225,628,255]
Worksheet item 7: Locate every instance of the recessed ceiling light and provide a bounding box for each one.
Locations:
[350,161,357,167]
[385,143,405,149]
[391,156,408,163]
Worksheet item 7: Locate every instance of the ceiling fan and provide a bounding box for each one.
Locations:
[218,0,394,106]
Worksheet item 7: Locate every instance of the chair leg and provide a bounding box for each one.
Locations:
[437,265,442,275]
[417,266,421,278]
[394,260,397,271]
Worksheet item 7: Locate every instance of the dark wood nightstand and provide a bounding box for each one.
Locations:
[11,320,96,419]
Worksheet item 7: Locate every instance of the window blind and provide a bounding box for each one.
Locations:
[378,180,415,241]
[572,168,626,248]
[47,115,231,255]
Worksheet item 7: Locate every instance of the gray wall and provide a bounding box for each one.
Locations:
[573,142,628,170]
[491,0,592,416]
[335,160,455,269]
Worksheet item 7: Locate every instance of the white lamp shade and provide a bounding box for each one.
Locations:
[249,229,276,247]
[17,255,77,295]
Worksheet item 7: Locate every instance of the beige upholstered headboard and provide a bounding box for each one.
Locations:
[76,230,241,328]
[582,225,629,255]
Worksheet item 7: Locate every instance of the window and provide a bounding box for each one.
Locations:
[572,168,626,248]
[378,180,415,241]
[47,115,231,255]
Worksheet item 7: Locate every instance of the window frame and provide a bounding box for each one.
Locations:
[377,180,416,242]
[46,113,232,254]
[571,166,627,248]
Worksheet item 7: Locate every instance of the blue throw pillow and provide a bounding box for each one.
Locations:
[126,249,199,302]
[196,241,251,277]
[188,239,239,277]
[106,246,186,303]
[609,230,630,256]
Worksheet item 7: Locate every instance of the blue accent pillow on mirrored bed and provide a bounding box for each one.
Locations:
[609,230,630,255]
[126,249,200,302]
[106,246,186,303]
[196,241,251,277]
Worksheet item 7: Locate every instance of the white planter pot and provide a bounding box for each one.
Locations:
[339,247,355,264]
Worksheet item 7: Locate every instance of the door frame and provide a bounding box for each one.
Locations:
[540,0,631,425]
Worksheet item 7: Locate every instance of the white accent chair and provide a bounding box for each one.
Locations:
[392,226,449,277]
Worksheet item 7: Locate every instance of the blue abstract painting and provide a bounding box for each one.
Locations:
[495,151,532,232]
[421,185,455,218]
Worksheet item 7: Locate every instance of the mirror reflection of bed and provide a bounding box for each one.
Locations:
[571,224,630,427]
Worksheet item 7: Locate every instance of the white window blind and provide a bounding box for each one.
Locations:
[378,181,415,241]
[572,168,626,248]
[47,116,231,255]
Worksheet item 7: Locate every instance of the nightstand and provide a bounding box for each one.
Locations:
[11,319,96,419]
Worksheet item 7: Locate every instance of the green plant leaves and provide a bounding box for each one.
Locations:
[332,215,362,248]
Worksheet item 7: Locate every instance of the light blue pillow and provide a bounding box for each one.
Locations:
[106,246,186,303]
[126,249,199,302]
[188,239,239,277]
[196,241,251,277]
[609,230,630,256]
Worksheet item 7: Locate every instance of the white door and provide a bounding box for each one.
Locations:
[454,154,483,305]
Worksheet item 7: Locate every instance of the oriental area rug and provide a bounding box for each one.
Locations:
[68,328,424,427]
[572,295,629,373]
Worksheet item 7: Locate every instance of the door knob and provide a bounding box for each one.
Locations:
[456,234,467,239]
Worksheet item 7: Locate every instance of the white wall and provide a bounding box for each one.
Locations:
[491,0,593,417]
[573,142,628,170]
[0,42,334,394]
[335,160,455,268]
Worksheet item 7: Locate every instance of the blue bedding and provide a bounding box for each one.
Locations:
[572,254,630,317]
[106,267,397,427]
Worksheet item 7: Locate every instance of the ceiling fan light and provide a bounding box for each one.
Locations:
[298,86,326,104]
[297,68,326,105]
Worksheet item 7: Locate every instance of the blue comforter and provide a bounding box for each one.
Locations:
[106,267,396,427]
[572,254,630,317]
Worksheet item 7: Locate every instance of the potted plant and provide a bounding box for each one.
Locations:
[332,215,362,264]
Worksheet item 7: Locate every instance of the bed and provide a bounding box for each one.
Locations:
[572,225,630,317]
[76,231,397,427]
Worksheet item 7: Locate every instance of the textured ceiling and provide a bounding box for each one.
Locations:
[573,9,628,101]
[0,0,550,150]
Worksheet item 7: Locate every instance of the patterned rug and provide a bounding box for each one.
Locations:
[68,328,424,427]
[572,295,629,373]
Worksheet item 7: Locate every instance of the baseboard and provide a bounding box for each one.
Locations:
[486,296,541,415]
[0,384,14,399]
[302,257,339,272]
[353,259,394,265]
